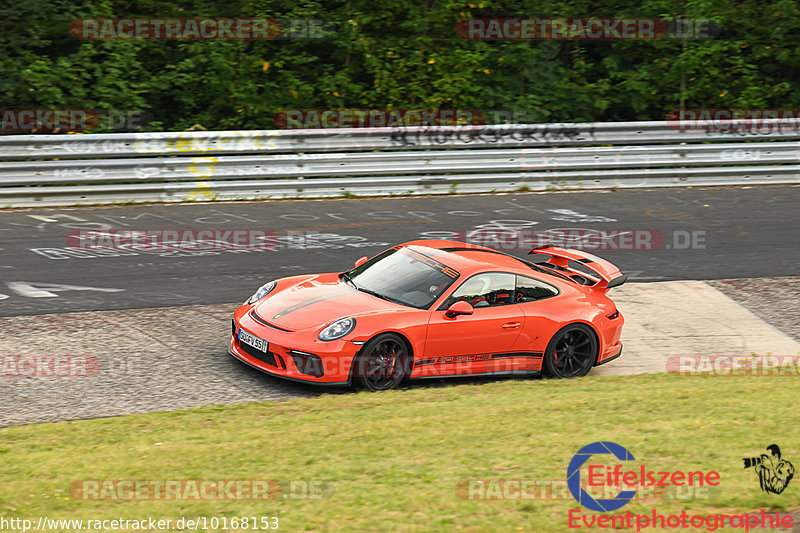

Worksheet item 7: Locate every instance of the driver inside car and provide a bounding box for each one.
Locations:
[458,277,492,308]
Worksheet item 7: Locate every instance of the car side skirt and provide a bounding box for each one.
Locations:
[409,369,541,380]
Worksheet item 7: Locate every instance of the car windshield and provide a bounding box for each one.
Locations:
[346,247,459,309]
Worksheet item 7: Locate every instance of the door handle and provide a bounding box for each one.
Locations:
[502,322,521,329]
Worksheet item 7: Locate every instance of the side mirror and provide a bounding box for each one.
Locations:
[445,301,474,318]
[354,256,368,268]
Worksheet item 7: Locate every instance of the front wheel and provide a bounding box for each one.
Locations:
[354,333,410,391]
[542,324,598,378]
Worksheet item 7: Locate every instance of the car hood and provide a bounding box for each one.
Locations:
[252,273,409,331]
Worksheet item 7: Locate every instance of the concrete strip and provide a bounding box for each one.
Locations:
[1,280,798,427]
[594,280,800,376]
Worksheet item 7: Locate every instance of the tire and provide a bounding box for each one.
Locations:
[353,333,410,391]
[542,324,598,378]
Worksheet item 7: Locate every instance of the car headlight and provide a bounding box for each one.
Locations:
[248,281,277,304]
[319,317,356,341]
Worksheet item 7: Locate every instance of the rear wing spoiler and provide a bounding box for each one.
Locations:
[528,246,627,289]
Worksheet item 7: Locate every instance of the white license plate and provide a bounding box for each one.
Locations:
[238,329,269,352]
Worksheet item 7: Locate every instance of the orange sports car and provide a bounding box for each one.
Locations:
[229,240,625,390]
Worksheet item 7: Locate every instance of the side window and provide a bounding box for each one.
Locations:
[443,273,516,309]
[515,275,559,302]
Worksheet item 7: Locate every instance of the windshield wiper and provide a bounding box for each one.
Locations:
[356,287,406,306]
[339,272,357,288]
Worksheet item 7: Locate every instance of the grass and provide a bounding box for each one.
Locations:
[0,374,797,532]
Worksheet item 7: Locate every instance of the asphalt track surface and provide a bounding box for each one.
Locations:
[0,185,798,317]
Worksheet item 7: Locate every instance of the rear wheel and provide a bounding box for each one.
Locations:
[543,324,598,378]
[354,333,410,391]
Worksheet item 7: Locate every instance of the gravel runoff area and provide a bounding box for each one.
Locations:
[1,277,798,428]
[0,303,326,427]
[708,277,800,342]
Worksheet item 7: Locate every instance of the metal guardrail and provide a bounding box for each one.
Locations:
[3,121,800,160]
[1,120,799,207]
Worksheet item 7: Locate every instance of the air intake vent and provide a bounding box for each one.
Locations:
[289,351,324,377]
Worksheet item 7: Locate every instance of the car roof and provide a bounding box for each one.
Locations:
[400,239,546,277]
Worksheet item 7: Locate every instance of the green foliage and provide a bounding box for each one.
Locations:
[2,0,799,131]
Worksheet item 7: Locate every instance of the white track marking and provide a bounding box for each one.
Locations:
[6,281,125,298]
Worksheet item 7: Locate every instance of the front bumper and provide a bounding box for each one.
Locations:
[230,312,359,386]
[228,345,351,386]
